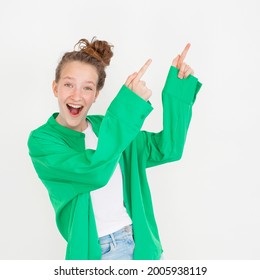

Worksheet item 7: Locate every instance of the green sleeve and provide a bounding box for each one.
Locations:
[142,66,202,168]
[28,85,153,192]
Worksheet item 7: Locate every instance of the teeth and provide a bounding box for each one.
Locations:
[68,104,82,109]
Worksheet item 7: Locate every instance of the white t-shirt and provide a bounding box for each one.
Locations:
[83,121,132,237]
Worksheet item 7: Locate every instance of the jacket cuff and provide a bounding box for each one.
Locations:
[163,66,202,105]
[107,85,153,126]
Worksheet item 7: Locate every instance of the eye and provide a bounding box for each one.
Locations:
[64,83,73,88]
[84,86,93,91]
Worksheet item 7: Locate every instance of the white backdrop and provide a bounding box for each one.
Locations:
[1,0,259,260]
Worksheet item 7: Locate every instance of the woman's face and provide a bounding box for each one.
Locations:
[52,61,99,132]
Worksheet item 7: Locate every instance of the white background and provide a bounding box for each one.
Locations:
[0,0,259,260]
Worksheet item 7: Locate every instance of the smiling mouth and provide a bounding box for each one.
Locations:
[66,104,84,116]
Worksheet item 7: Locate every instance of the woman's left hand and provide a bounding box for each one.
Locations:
[172,43,194,79]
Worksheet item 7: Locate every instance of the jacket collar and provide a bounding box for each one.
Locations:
[47,113,97,138]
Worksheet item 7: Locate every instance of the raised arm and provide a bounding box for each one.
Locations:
[139,43,202,167]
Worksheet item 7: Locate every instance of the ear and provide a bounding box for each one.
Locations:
[94,90,100,102]
[52,80,58,97]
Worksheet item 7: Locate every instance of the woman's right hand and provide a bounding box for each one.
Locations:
[125,59,152,101]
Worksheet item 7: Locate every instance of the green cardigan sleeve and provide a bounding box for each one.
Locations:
[142,66,202,168]
[28,85,153,193]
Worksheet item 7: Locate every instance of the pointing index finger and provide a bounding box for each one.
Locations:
[178,43,191,68]
[136,59,152,81]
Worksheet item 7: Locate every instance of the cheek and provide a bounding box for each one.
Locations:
[83,93,97,103]
[57,88,70,100]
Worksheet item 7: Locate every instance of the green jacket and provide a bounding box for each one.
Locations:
[28,66,202,260]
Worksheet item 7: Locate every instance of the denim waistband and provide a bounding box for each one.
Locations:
[99,224,133,243]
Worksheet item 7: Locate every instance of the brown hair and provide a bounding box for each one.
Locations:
[55,37,113,90]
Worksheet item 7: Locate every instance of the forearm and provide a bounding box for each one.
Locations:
[92,85,152,163]
[145,66,202,167]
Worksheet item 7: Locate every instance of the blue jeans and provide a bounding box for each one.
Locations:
[99,225,135,260]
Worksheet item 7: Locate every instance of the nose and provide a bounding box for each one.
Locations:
[71,87,81,101]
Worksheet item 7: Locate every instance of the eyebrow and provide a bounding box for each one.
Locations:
[62,76,96,86]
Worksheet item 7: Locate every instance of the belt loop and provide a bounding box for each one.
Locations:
[110,233,116,248]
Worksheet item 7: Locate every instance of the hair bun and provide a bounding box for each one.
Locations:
[75,37,113,66]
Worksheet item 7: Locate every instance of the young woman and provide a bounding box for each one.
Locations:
[28,38,202,260]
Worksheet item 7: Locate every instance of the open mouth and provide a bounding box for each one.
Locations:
[66,104,83,116]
